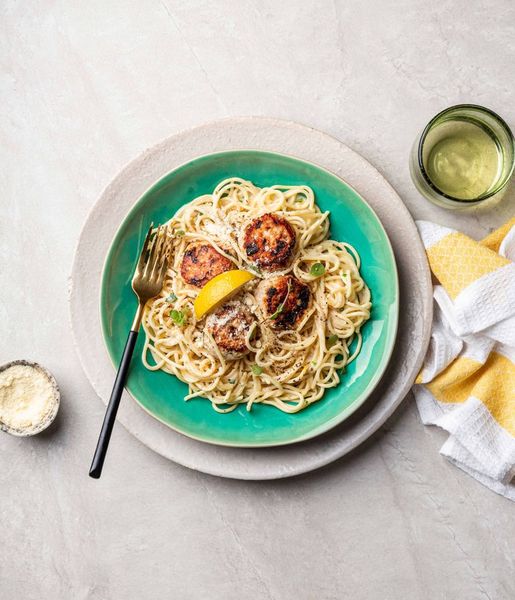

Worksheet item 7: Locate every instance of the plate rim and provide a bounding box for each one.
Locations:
[99,148,400,447]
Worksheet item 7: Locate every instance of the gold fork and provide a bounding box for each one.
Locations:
[89,223,171,479]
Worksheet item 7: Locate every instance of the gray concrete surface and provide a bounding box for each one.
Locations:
[1,1,514,599]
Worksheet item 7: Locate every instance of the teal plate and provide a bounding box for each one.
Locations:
[101,150,399,447]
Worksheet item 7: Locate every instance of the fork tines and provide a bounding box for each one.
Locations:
[135,224,171,282]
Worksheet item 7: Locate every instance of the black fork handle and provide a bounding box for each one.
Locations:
[89,330,139,479]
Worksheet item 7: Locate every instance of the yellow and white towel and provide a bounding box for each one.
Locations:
[413,218,515,500]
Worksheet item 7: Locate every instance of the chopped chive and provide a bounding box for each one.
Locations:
[176,230,185,237]
[166,293,177,303]
[270,278,291,320]
[310,262,325,277]
[327,334,338,348]
[251,364,263,376]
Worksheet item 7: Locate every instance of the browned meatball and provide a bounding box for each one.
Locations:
[205,301,255,360]
[256,275,311,330]
[243,213,296,271]
[180,242,233,288]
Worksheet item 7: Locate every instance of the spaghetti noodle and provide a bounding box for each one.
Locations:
[142,178,371,413]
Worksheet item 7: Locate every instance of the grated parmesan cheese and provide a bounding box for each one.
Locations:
[203,221,234,242]
[0,364,57,432]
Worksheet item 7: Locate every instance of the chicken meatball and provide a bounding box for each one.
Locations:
[256,275,311,330]
[243,213,296,271]
[180,242,233,288]
[205,301,255,360]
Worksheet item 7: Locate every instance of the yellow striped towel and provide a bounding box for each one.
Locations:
[413,218,515,500]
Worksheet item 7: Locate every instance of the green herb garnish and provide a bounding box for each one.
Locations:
[251,365,263,376]
[310,262,325,277]
[327,334,338,348]
[166,293,177,303]
[170,309,187,326]
[249,264,262,274]
[270,279,291,320]
[176,230,185,237]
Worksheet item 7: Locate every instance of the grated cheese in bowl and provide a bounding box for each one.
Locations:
[0,360,60,436]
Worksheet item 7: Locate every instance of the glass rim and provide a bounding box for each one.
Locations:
[417,103,515,204]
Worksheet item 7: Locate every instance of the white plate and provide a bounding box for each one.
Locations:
[70,117,432,480]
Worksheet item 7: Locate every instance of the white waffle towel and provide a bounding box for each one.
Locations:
[413,218,515,500]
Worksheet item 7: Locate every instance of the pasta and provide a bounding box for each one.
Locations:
[141,178,371,413]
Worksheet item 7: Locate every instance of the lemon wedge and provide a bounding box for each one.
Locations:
[194,270,255,320]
